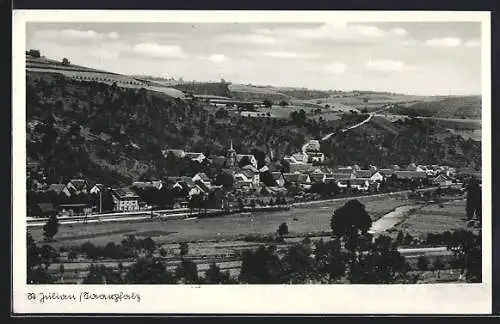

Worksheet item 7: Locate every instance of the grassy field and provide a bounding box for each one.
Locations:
[29,197,409,248]
[393,199,476,240]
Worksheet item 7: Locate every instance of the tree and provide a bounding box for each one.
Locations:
[125,258,176,284]
[43,214,59,241]
[204,262,231,284]
[27,234,55,284]
[447,229,481,283]
[175,259,199,283]
[179,242,189,258]
[433,257,445,279]
[27,49,41,58]
[263,99,273,108]
[261,171,276,187]
[277,222,289,240]
[466,178,481,223]
[83,264,123,284]
[313,238,347,283]
[214,172,234,189]
[239,246,283,284]
[417,256,430,271]
[238,156,252,168]
[279,100,289,107]
[330,200,372,254]
[62,58,70,65]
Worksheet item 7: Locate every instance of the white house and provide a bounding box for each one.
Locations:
[111,188,140,212]
[369,171,384,182]
[433,174,453,186]
[89,183,105,195]
[184,152,206,163]
[192,173,211,187]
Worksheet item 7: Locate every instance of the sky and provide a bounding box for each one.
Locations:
[26,22,482,96]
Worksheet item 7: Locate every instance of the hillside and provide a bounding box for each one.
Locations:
[26,67,481,185]
[389,96,481,119]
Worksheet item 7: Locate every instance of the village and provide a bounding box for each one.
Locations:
[27,138,474,221]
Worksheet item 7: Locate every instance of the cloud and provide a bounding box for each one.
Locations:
[255,23,406,45]
[366,59,407,73]
[262,51,299,59]
[207,54,228,63]
[35,29,120,42]
[464,39,481,48]
[424,37,462,47]
[217,34,276,45]
[324,62,347,74]
[390,28,408,37]
[131,43,186,59]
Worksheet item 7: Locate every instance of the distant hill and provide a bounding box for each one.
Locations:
[390,96,481,119]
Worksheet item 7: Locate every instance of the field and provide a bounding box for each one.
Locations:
[29,196,410,248]
[392,199,476,240]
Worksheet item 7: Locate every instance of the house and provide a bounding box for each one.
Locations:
[242,164,259,174]
[304,140,321,152]
[58,203,93,216]
[184,152,206,163]
[283,173,301,187]
[307,152,325,163]
[298,174,312,190]
[291,152,309,164]
[111,187,140,212]
[89,183,105,195]
[433,174,453,186]
[235,169,260,186]
[47,183,72,197]
[354,169,373,179]
[289,162,314,173]
[309,173,326,184]
[349,178,370,191]
[379,169,395,178]
[192,173,211,187]
[32,202,58,218]
[172,177,206,197]
[66,179,90,195]
[162,149,186,158]
[236,154,258,168]
[259,165,270,173]
[271,172,285,187]
[369,171,384,182]
[393,171,427,180]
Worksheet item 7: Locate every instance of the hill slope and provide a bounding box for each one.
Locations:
[26,70,482,186]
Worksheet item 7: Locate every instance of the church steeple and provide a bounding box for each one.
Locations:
[226,139,237,168]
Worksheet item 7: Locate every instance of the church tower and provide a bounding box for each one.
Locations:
[226,139,237,168]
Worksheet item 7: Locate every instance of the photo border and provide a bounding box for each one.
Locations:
[11,9,494,315]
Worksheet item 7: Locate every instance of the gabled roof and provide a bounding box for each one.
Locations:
[68,179,88,191]
[236,154,256,161]
[333,167,354,174]
[350,178,370,185]
[259,165,270,173]
[47,183,67,194]
[92,183,105,190]
[354,170,373,178]
[379,169,395,176]
[163,149,185,157]
[185,152,205,159]
[242,164,259,173]
[394,171,427,179]
[328,172,354,180]
[194,172,210,182]
[310,173,326,183]
[283,173,301,183]
[194,180,211,193]
[112,187,140,199]
[239,169,256,179]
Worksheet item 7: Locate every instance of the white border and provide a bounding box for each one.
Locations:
[12,10,492,314]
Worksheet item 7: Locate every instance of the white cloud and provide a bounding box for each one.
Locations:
[390,28,408,37]
[35,29,120,42]
[464,39,481,48]
[325,62,347,74]
[366,59,406,73]
[208,54,228,63]
[255,23,405,45]
[218,34,276,45]
[424,37,462,47]
[132,43,185,59]
[262,51,299,58]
